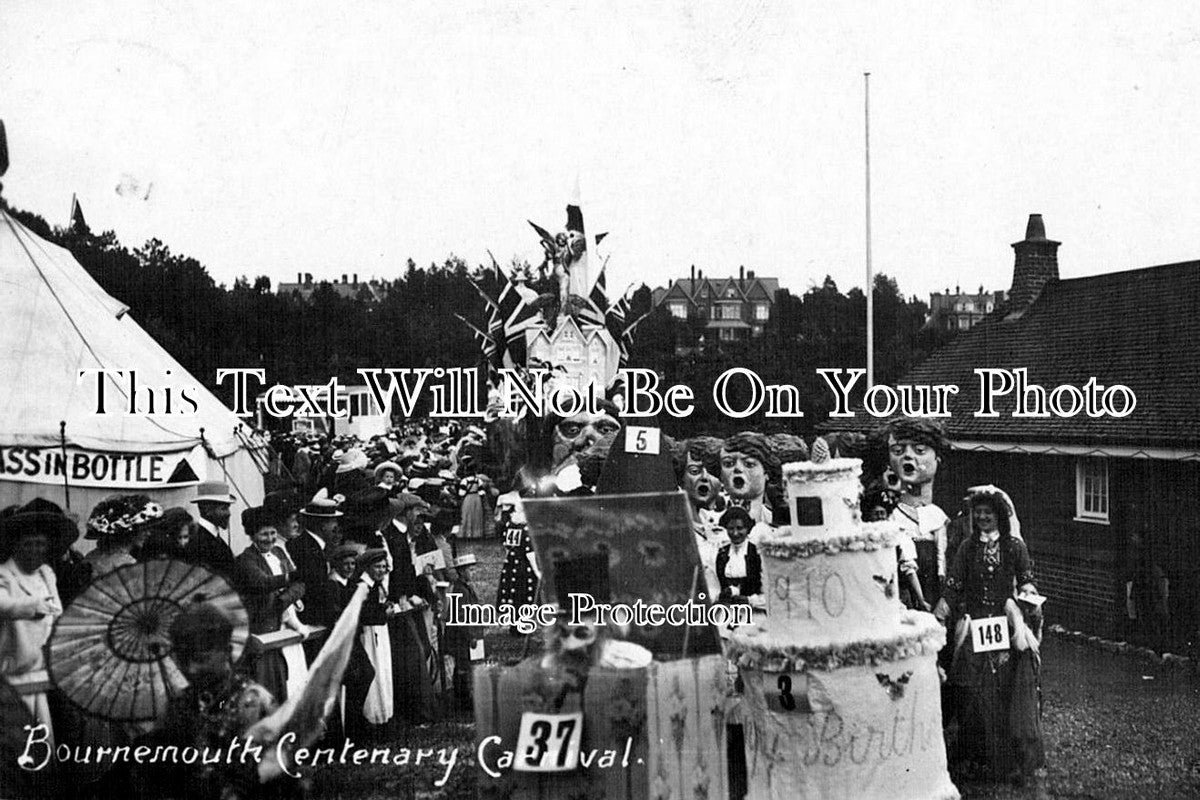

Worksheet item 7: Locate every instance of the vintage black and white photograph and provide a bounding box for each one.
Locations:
[2,3,1199,799]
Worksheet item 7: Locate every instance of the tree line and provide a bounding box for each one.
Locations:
[3,199,954,435]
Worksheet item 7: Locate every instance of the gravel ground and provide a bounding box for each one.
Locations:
[322,541,1200,800]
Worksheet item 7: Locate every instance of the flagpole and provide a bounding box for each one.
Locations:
[864,72,874,389]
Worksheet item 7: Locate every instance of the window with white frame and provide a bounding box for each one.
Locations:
[1075,457,1109,522]
[754,302,769,320]
[668,302,687,319]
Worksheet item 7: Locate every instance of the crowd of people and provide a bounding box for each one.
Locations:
[0,411,1050,798]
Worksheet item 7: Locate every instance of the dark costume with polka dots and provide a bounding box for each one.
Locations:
[495,520,537,612]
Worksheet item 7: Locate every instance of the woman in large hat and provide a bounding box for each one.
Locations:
[0,499,75,740]
[84,495,163,576]
[233,505,307,704]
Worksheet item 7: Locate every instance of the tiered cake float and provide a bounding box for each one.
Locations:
[727,452,959,800]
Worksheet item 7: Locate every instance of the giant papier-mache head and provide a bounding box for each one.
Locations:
[672,436,725,510]
[550,399,621,474]
[882,419,948,493]
[718,432,780,503]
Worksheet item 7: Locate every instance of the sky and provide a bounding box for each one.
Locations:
[3,1,1200,302]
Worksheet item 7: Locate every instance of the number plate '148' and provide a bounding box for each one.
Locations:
[970,615,1010,653]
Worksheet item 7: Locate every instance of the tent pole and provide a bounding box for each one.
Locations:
[59,421,72,510]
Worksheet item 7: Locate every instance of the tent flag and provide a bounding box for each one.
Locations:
[564,201,594,300]
[619,310,652,366]
[606,290,630,342]
[499,279,540,345]
[455,312,499,367]
[69,194,89,234]
[580,258,608,327]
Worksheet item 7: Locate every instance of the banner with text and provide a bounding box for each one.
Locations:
[0,445,206,489]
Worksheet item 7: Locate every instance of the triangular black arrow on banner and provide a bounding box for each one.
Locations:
[166,458,200,484]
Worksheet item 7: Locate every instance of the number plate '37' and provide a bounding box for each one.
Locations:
[513,711,584,772]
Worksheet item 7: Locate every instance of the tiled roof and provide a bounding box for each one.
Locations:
[652,275,780,304]
[850,260,1200,448]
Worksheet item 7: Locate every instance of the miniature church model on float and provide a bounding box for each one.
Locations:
[461,197,647,394]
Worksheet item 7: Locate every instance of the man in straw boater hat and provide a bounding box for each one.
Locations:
[0,499,75,742]
[189,480,238,577]
[289,493,344,663]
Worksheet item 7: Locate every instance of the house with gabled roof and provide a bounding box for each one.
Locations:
[841,214,1200,648]
[651,265,780,344]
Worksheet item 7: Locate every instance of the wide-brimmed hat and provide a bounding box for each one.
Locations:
[0,498,79,556]
[299,497,343,519]
[190,481,236,505]
[263,489,303,520]
[335,448,369,474]
[86,495,164,540]
[342,486,392,524]
[241,505,279,534]
[373,461,403,481]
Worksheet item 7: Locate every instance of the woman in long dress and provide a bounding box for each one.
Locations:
[937,489,1045,786]
[233,506,307,704]
[494,494,538,635]
[353,549,397,741]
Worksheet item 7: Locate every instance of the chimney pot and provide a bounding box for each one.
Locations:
[353,273,358,284]
[748,269,755,279]
[691,264,695,281]
[342,274,348,284]
[739,265,745,280]
[1009,214,1060,310]
[1025,213,1047,241]
[296,272,301,283]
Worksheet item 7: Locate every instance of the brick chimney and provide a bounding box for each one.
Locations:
[1009,214,1059,310]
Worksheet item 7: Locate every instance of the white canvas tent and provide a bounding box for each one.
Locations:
[0,208,265,553]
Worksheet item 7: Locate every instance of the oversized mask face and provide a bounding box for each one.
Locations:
[887,435,939,490]
[552,411,620,471]
[550,614,602,661]
[720,450,766,501]
[683,454,719,509]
